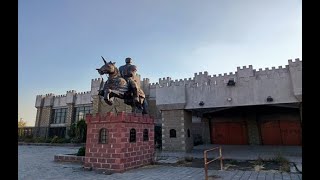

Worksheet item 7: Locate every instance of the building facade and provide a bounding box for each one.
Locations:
[34,58,302,151]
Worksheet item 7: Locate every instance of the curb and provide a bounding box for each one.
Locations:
[18,142,85,147]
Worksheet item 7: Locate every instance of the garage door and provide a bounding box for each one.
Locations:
[260,120,301,145]
[211,122,248,145]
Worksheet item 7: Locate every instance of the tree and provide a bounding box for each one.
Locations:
[18,118,27,128]
[68,119,87,143]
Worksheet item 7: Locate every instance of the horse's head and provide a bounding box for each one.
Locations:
[96,56,118,76]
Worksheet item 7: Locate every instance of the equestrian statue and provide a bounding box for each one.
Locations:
[96,56,148,114]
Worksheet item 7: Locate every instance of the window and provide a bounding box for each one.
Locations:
[170,129,176,138]
[187,129,191,138]
[143,129,149,141]
[130,128,136,142]
[73,105,92,123]
[52,108,67,124]
[99,128,108,144]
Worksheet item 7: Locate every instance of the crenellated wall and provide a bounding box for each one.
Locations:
[151,59,302,110]
[288,58,302,101]
[34,58,302,149]
[35,88,94,127]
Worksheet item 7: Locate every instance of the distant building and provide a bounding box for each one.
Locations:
[34,58,302,151]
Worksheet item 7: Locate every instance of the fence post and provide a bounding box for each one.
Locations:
[204,150,208,180]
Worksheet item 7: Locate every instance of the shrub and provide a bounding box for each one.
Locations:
[50,136,59,143]
[77,146,86,156]
[68,119,87,143]
[34,137,46,143]
[45,138,52,143]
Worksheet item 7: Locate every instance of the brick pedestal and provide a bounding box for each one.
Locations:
[84,112,154,173]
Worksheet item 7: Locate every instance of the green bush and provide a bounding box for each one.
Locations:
[50,136,59,143]
[76,119,87,143]
[77,146,86,156]
[45,138,52,143]
[67,119,87,143]
[71,137,81,143]
[34,137,46,143]
[63,138,71,143]
[24,137,35,143]
[68,123,77,138]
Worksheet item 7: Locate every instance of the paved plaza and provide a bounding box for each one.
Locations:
[18,145,302,180]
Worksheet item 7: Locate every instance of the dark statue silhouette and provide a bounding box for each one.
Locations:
[96,57,148,114]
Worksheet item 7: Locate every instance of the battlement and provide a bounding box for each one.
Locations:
[54,94,67,98]
[85,112,154,124]
[91,78,102,82]
[194,71,209,77]
[288,58,302,68]
[146,58,301,89]
[66,90,76,93]
[45,93,54,97]
[288,58,301,64]
[159,77,172,86]
[237,65,253,71]
[150,82,159,89]
[75,91,91,95]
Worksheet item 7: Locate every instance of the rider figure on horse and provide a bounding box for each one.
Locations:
[119,57,145,105]
[96,56,148,114]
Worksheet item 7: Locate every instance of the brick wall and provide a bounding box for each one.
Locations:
[84,112,154,173]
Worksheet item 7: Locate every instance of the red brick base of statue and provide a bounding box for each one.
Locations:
[84,112,154,173]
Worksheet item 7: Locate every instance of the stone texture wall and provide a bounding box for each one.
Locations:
[84,112,154,173]
[184,111,193,152]
[202,118,211,144]
[66,103,74,126]
[191,118,211,144]
[92,95,101,115]
[246,113,261,145]
[161,109,193,152]
[147,99,161,125]
[34,108,42,127]
[38,107,52,127]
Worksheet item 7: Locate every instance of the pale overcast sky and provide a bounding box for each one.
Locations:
[18,0,302,126]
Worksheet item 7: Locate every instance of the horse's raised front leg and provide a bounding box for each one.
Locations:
[103,89,113,105]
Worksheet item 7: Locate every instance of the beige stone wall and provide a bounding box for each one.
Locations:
[92,95,101,115]
[202,118,211,144]
[147,99,161,125]
[38,107,52,127]
[246,113,261,145]
[34,108,42,127]
[65,104,74,126]
[162,109,193,152]
[184,111,193,152]
[191,118,211,144]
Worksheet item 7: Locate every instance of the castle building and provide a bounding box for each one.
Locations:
[34,58,302,152]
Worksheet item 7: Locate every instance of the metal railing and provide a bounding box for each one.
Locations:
[204,146,223,180]
[18,126,71,141]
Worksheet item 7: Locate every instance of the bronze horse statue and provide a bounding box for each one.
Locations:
[96,57,148,114]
